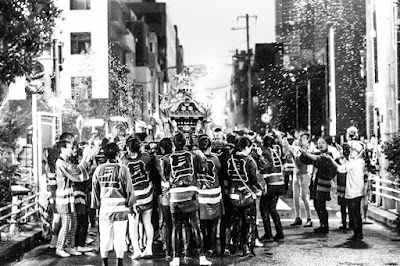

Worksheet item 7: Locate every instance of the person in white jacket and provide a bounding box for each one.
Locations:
[328,138,366,241]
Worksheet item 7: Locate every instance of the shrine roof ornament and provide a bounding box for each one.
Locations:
[160,67,211,118]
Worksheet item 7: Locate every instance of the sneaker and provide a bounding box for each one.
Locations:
[255,238,264,247]
[273,233,285,240]
[141,249,153,259]
[76,246,94,253]
[205,249,214,257]
[164,250,172,259]
[314,227,329,234]
[56,248,71,258]
[347,235,363,241]
[199,255,212,265]
[170,257,180,266]
[65,248,82,256]
[223,249,231,256]
[131,252,142,260]
[290,217,302,226]
[242,245,255,257]
[259,234,274,242]
[304,219,313,227]
[85,237,94,245]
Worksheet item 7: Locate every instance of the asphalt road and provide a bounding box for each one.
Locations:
[5,192,400,266]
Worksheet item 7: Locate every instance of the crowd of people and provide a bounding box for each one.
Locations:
[43,125,377,266]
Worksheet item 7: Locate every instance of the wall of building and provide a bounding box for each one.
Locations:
[135,66,152,124]
[366,0,399,141]
[148,32,161,120]
[56,0,109,99]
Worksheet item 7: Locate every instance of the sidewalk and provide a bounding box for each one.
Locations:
[0,224,43,263]
[367,204,398,229]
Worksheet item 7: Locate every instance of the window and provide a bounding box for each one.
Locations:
[70,0,91,10]
[71,32,91,54]
[148,92,151,103]
[71,76,92,99]
[149,42,155,53]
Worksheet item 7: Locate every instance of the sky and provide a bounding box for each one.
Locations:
[163,0,276,126]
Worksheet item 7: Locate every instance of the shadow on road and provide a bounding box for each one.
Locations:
[332,240,370,249]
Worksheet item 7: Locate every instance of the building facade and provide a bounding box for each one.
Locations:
[8,0,183,140]
[365,0,399,141]
[125,0,184,87]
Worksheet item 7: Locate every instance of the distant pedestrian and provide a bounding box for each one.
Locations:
[288,132,313,227]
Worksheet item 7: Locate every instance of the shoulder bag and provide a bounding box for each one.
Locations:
[229,155,256,207]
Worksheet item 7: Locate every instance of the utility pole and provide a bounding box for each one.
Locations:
[233,14,257,130]
[53,39,64,98]
[307,78,311,133]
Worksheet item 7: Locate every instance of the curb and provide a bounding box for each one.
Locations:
[367,204,398,228]
[0,227,43,263]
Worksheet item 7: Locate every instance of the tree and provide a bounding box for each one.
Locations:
[0,112,25,214]
[107,45,141,125]
[383,136,400,181]
[60,45,141,139]
[0,0,61,107]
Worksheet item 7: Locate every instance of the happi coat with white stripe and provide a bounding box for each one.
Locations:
[197,153,223,220]
[301,152,337,201]
[55,158,91,214]
[91,160,135,221]
[262,147,285,193]
[123,152,154,213]
[162,150,205,213]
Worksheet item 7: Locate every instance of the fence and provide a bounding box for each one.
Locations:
[0,190,40,242]
[369,174,400,215]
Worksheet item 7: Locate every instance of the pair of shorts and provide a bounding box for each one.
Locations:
[99,219,128,252]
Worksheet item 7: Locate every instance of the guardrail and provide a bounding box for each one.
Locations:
[369,174,400,215]
[0,191,39,242]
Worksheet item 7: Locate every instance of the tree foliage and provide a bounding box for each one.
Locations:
[383,135,400,179]
[0,0,61,85]
[60,46,141,139]
[107,45,141,124]
[252,65,325,135]
[0,113,25,208]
